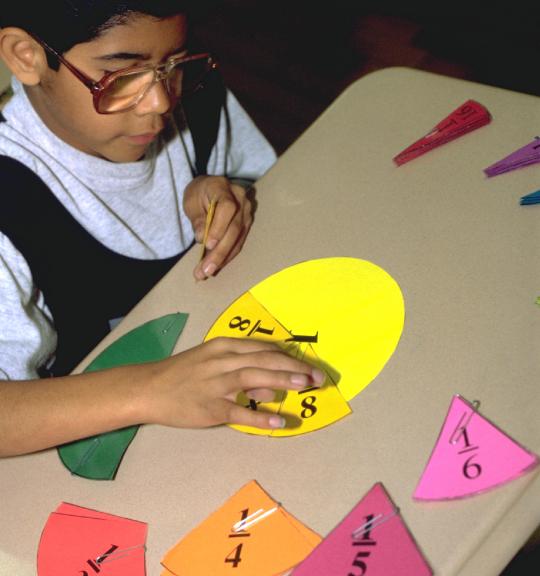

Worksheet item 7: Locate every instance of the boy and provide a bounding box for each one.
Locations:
[0,1,324,456]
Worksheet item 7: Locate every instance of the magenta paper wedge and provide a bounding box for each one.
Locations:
[291,483,432,575]
[413,395,539,500]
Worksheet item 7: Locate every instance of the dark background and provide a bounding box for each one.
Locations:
[191,1,540,154]
[190,2,540,574]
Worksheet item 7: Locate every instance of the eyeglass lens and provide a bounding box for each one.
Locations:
[97,57,212,113]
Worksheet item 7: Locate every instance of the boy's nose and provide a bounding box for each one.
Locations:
[135,80,172,115]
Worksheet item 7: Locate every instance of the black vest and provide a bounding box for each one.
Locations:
[0,71,226,376]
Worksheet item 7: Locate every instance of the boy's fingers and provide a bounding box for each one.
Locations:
[192,215,208,243]
[202,335,284,357]
[245,388,276,403]
[195,187,252,279]
[202,338,326,387]
[205,194,238,246]
[227,349,325,385]
[223,366,317,395]
[206,184,250,246]
[205,206,250,263]
[202,336,280,355]
[194,341,325,397]
[203,221,245,272]
[225,403,287,431]
[193,212,247,280]
[215,212,251,267]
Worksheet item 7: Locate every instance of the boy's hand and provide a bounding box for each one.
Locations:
[183,176,253,280]
[141,337,325,431]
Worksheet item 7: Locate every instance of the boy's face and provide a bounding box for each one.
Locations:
[29,13,188,162]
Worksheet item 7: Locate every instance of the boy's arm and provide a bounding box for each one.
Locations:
[0,337,324,457]
[0,364,144,456]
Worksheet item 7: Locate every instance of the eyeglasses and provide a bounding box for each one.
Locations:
[32,35,217,114]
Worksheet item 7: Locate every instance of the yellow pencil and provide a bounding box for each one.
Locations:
[200,197,217,261]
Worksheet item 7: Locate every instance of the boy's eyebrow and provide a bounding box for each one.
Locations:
[94,52,152,62]
[93,47,187,63]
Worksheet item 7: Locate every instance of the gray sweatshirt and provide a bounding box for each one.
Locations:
[0,77,276,379]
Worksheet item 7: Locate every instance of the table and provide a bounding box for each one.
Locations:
[1,67,539,576]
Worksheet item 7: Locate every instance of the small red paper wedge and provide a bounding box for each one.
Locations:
[394,100,491,166]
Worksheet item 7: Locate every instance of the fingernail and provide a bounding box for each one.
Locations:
[290,373,308,388]
[206,237,218,250]
[269,415,286,429]
[311,368,326,385]
[203,262,217,277]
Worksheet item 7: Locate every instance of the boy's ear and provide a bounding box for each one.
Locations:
[0,27,49,86]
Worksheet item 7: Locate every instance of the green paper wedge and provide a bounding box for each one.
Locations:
[57,312,188,480]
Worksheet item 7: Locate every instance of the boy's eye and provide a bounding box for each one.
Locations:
[101,67,134,77]
[103,66,136,73]
[102,64,149,77]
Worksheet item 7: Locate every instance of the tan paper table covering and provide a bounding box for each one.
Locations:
[1,67,539,576]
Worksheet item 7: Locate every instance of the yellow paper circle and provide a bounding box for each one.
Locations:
[249,257,404,400]
[204,257,405,435]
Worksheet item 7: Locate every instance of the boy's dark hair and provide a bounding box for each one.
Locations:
[0,1,212,69]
